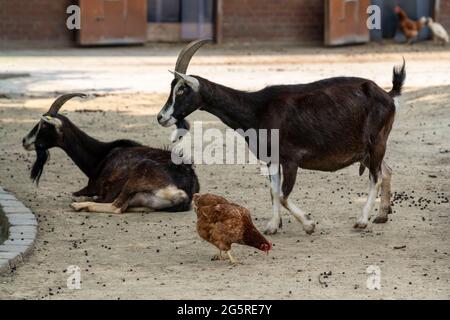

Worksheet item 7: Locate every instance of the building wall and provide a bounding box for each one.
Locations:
[0,0,448,46]
[0,0,75,46]
[221,0,325,43]
[439,0,450,31]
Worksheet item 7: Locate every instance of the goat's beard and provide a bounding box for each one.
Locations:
[30,148,49,185]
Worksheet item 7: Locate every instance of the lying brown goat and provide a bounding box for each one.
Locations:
[22,94,199,214]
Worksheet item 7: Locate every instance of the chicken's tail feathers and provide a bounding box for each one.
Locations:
[389,57,406,99]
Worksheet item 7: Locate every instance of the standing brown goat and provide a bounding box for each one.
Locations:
[157,40,406,235]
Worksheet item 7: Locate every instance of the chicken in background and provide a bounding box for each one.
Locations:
[421,17,449,45]
[395,6,426,44]
[193,193,272,265]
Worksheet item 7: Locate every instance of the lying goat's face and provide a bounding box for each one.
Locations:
[157,73,203,127]
[22,93,85,184]
[22,115,63,184]
[22,115,62,151]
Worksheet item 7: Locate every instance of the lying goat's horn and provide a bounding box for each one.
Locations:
[174,39,210,75]
[46,93,87,116]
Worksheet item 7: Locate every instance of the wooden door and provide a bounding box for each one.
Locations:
[78,0,147,45]
[324,0,371,46]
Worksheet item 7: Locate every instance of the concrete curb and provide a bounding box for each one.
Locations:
[0,186,37,274]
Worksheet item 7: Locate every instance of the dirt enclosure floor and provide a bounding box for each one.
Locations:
[0,44,449,299]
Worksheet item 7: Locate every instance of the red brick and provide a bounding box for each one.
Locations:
[221,0,324,43]
[439,0,450,32]
[0,0,75,45]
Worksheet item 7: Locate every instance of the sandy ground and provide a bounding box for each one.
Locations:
[0,44,449,299]
[1,42,450,96]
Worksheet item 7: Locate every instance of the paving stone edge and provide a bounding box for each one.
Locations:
[0,186,37,274]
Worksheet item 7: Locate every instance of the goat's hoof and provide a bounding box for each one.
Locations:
[353,221,368,229]
[303,221,316,234]
[264,219,280,235]
[264,227,278,235]
[380,206,392,215]
[373,215,388,224]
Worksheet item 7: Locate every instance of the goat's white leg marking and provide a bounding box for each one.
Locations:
[128,192,173,210]
[354,174,381,229]
[281,197,315,234]
[264,164,281,235]
[264,165,281,234]
[154,186,187,204]
[373,161,392,224]
[70,202,122,214]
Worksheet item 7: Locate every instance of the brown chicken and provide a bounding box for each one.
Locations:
[395,6,425,44]
[193,193,272,265]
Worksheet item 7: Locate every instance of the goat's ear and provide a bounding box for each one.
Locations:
[170,71,200,91]
[184,76,200,92]
[41,115,63,129]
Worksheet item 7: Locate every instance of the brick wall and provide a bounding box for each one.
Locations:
[0,0,76,46]
[221,0,324,43]
[1,0,447,46]
[438,0,450,32]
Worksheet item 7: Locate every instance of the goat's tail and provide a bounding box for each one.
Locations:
[389,57,406,98]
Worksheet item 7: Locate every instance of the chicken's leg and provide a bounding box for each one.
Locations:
[211,251,226,261]
[226,251,240,265]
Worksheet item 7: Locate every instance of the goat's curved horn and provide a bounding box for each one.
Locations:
[174,39,210,74]
[45,93,87,116]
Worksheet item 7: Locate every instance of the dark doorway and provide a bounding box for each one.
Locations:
[147,0,214,41]
[371,0,435,41]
